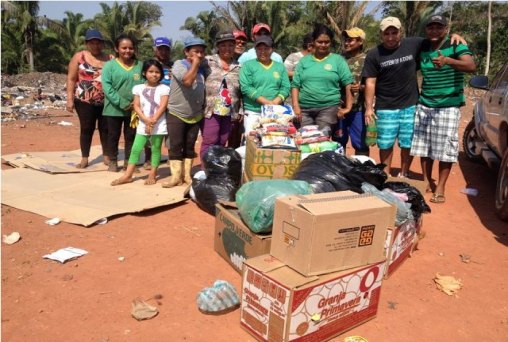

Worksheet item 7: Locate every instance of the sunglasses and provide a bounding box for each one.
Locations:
[236,40,246,46]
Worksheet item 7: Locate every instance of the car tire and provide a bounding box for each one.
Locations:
[462,120,484,163]
[495,149,508,221]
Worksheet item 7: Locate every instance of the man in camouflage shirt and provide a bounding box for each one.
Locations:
[333,27,370,156]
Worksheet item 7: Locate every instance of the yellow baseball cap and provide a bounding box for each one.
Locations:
[343,27,366,40]
[380,17,402,32]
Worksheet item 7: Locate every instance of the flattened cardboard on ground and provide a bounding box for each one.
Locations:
[271,191,396,276]
[1,167,187,226]
[214,203,271,274]
[2,145,157,173]
[244,136,300,181]
[383,218,421,279]
[240,255,386,342]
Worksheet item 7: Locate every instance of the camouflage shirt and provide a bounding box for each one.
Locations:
[345,53,366,112]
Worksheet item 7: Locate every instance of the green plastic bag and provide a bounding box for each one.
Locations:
[236,180,312,233]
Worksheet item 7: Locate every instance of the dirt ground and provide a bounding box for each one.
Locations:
[2,96,508,341]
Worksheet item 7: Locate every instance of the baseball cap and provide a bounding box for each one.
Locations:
[233,30,248,40]
[183,36,207,49]
[380,17,402,32]
[85,29,104,41]
[154,37,172,48]
[215,31,236,45]
[254,35,273,47]
[426,14,448,26]
[342,27,366,40]
[252,23,271,35]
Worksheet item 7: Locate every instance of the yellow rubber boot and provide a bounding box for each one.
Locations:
[183,158,194,185]
[162,160,183,188]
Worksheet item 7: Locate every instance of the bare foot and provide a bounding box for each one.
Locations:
[144,177,156,185]
[111,176,133,186]
[76,158,88,169]
[144,169,157,185]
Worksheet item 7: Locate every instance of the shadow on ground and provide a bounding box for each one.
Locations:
[457,151,508,246]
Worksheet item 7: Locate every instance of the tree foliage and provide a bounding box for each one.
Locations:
[1,1,506,78]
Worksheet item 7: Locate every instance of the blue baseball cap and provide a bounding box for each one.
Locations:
[184,36,207,49]
[154,37,172,48]
[85,29,104,41]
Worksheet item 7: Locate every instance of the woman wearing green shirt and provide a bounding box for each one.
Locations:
[292,24,354,132]
[239,36,290,134]
[102,34,143,172]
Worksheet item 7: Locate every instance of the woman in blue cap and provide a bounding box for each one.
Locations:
[162,36,210,188]
[66,29,113,168]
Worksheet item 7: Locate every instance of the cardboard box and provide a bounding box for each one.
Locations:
[214,203,271,274]
[240,255,386,342]
[245,136,300,181]
[270,191,396,276]
[383,219,418,278]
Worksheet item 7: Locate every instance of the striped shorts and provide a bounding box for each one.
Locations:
[410,104,461,163]
[376,105,416,149]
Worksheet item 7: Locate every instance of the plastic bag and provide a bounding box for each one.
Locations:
[236,180,312,233]
[383,181,431,220]
[192,175,238,215]
[293,151,387,194]
[361,182,413,225]
[202,145,242,183]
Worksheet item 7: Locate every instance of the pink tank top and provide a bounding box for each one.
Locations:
[74,52,112,105]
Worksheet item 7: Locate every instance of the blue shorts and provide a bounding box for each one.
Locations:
[376,105,416,149]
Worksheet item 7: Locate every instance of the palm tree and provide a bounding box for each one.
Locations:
[382,1,442,36]
[1,1,64,72]
[59,11,92,58]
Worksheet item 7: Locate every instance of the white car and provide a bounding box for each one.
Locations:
[463,63,508,220]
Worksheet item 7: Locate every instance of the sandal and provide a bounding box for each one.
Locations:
[111,178,133,186]
[430,193,446,204]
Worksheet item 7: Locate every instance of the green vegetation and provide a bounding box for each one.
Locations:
[1,1,506,77]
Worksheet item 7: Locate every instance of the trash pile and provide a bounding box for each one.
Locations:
[1,72,68,122]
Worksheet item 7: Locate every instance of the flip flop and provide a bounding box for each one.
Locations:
[111,178,133,186]
[430,193,446,204]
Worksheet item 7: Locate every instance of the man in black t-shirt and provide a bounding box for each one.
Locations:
[363,17,422,177]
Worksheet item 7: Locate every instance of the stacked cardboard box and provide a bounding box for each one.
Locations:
[244,136,301,182]
[240,191,398,341]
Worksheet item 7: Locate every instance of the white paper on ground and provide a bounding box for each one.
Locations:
[3,232,21,244]
[45,217,61,225]
[43,247,88,263]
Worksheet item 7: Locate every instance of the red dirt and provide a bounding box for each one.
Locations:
[2,100,508,341]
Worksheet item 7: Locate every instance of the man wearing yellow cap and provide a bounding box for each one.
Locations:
[333,27,369,156]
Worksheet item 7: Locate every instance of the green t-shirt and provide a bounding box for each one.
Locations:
[102,59,143,117]
[239,59,291,113]
[292,53,353,109]
[419,37,472,108]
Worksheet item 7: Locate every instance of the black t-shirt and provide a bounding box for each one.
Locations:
[362,37,424,110]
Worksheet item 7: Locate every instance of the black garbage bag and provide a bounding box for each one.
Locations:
[383,181,431,220]
[293,151,387,193]
[192,146,243,215]
[202,145,242,183]
[192,175,239,215]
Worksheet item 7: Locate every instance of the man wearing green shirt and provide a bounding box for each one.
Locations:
[410,15,476,203]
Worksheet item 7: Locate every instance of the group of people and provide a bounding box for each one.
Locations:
[66,14,476,203]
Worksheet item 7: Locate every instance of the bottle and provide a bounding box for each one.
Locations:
[460,188,479,196]
[365,121,377,146]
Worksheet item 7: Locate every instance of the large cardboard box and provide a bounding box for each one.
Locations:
[383,219,419,278]
[271,191,396,276]
[240,255,386,342]
[245,136,301,181]
[214,204,271,274]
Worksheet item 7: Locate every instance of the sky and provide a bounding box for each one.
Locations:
[38,0,219,42]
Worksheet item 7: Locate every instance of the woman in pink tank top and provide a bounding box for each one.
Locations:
[66,29,113,168]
